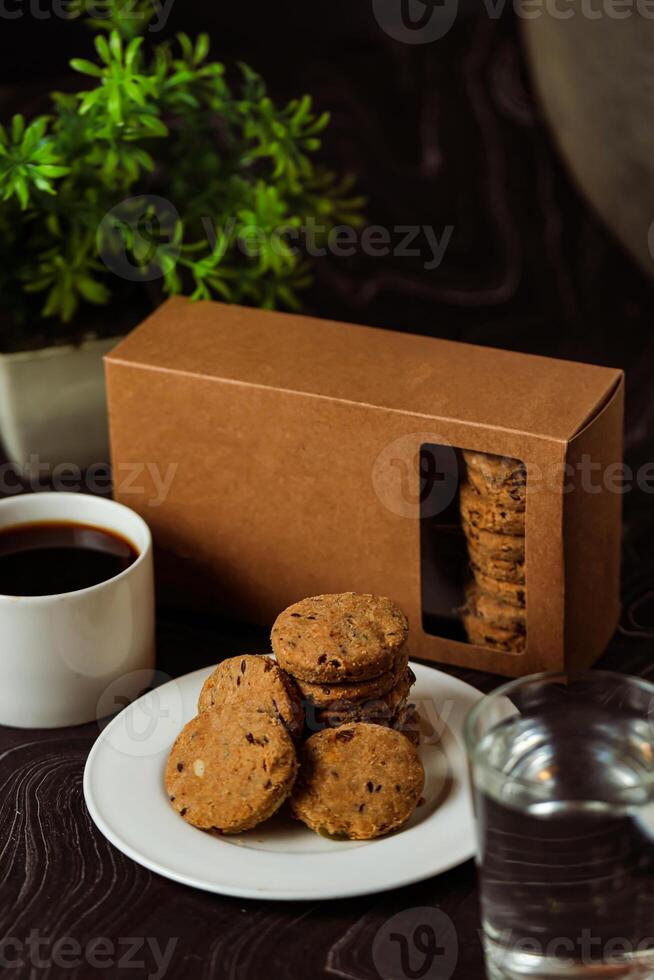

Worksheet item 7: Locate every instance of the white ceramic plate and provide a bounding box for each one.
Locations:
[84,661,483,901]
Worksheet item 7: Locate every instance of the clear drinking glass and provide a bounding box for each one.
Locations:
[464,671,654,979]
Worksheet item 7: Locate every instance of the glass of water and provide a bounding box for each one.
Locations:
[464,671,654,980]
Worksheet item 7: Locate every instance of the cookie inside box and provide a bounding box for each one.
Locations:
[420,444,526,655]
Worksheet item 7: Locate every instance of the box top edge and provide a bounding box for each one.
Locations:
[105,297,623,442]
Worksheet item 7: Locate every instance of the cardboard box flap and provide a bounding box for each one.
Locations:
[569,370,624,439]
[107,297,622,442]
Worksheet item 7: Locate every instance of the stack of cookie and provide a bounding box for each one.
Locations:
[165,592,425,841]
[271,593,419,744]
[165,593,424,840]
[459,450,527,653]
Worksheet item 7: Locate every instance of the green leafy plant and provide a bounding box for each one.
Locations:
[0,5,364,349]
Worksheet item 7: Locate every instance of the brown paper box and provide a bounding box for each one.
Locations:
[105,297,624,677]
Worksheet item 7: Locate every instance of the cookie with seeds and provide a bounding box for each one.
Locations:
[165,705,298,834]
[462,612,526,653]
[312,666,416,730]
[293,649,410,708]
[198,655,304,736]
[466,464,526,510]
[462,450,526,490]
[271,593,409,683]
[460,482,526,535]
[290,723,424,840]
[463,523,525,562]
[472,570,526,607]
[468,546,525,584]
[465,583,526,632]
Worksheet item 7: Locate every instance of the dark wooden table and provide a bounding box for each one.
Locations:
[1,478,653,980]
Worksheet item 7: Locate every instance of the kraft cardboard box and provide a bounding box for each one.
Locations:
[105,297,624,677]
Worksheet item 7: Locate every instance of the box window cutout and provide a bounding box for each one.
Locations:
[420,445,527,654]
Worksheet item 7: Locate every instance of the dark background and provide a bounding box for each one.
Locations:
[1,5,654,979]
[3,2,654,364]
[3,0,653,595]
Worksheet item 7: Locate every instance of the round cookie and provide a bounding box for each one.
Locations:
[313,666,416,729]
[165,705,298,834]
[466,584,526,632]
[463,523,525,562]
[292,649,410,708]
[473,570,526,607]
[463,450,526,490]
[290,723,424,840]
[198,655,304,736]
[466,464,526,510]
[460,482,526,535]
[463,612,526,653]
[468,546,525,584]
[271,593,409,683]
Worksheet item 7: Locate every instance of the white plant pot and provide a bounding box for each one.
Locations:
[0,336,120,476]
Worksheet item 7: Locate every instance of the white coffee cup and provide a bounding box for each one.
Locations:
[0,492,155,728]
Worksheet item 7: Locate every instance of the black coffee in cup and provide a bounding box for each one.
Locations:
[0,521,139,596]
